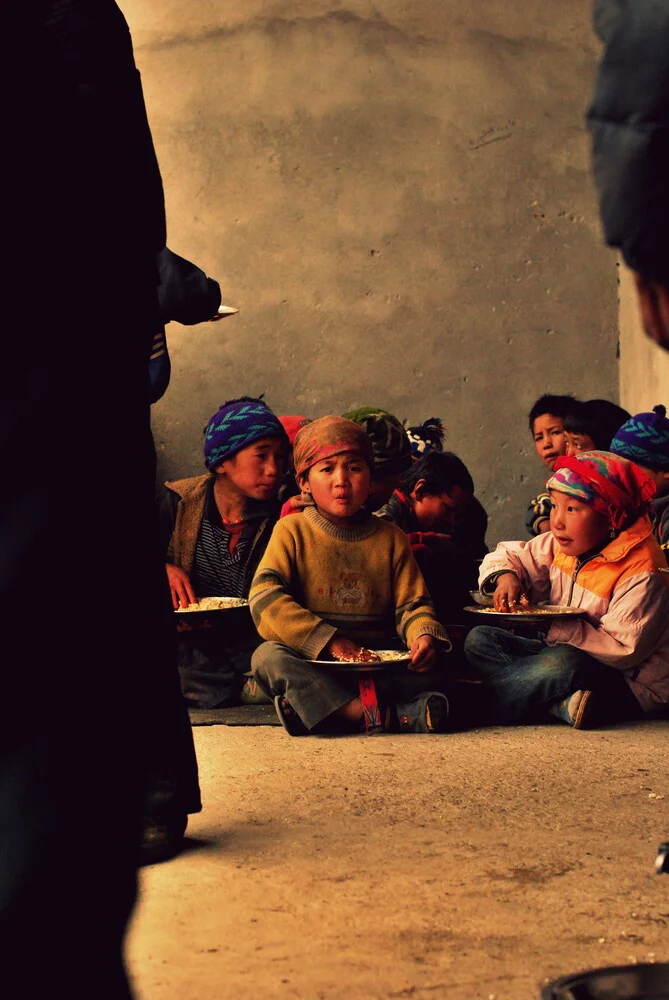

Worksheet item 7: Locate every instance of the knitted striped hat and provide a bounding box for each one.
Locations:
[405,417,446,458]
[342,407,412,476]
[547,451,656,531]
[610,405,669,471]
[293,416,374,480]
[203,397,287,470]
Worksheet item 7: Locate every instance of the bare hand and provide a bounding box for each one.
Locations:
[326,636,381,662]
[409,634,436,672]
[166,563,197,610]
[493,573,527,612]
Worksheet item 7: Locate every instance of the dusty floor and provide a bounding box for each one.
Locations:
[128,721,669,999]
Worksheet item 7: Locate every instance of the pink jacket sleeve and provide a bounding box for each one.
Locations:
[477,532,555,604]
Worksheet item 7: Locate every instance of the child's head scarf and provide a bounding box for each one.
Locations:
[203,398,287,471]
[293,416,374,480]
[546,451,656,531]
[278,415,311,447]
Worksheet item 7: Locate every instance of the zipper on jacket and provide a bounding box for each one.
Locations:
[566,552,600,606]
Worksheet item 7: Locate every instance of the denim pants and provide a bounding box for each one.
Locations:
[463,626,642,725]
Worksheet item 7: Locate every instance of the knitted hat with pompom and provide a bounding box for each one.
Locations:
[610,405,669,471]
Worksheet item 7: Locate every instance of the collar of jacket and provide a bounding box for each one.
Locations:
[554,514,654,575]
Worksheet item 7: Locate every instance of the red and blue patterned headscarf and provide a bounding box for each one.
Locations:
[546,451,656,530]
[203,398,287,471]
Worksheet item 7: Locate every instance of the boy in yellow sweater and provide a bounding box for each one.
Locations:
[249,416,453,735]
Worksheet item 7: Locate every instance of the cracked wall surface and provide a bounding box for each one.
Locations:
[122,0,619,543]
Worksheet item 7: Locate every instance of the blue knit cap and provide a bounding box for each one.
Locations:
[610,405,669,472]
[203,398,287,471]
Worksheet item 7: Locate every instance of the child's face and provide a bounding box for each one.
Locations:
[411,482,472,532]
[549,489,610,557]
[532,413,567,470]
[215,436,286,500]
[303,451,371,523]
[564,431,596,457]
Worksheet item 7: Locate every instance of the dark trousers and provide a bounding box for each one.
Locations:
[464,626,644,725]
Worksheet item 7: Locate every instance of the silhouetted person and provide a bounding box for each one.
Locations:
[2,2,197,994]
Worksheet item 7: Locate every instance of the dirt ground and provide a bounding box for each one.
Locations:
[128,721,669,1000]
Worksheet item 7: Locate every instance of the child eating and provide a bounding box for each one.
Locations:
[249,416,453,735]
[375,450,488,623]
[465,451,669,728]
[157,397,288,708]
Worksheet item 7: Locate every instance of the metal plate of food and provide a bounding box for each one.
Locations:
[463,605,586,622]
[310,649,410,671]
[174,596,250,622]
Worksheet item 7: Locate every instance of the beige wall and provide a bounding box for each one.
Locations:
[122,0,619,543]
[618,263,669,415]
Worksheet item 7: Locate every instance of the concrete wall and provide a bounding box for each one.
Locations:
[619,263,669,415]
[123,0,619,543]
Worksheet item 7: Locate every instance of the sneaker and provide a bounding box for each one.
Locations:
[550,689,595,729]
[395,692,450,733]
[240,674,272,705]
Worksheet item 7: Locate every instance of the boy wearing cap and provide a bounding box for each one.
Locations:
[249,416,455,736]
[157,396,288,708]
[611,405,669,554]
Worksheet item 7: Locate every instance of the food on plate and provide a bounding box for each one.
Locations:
[336,648,409,662]
[175,596,248,612]
[476,605,571,616]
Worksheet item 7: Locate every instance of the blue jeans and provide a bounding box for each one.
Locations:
[464,626,642,725]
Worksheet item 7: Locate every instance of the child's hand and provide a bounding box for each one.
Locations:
[326,636,381,662]
[166,563,197,610]
[409,634,436,672]
[493,572,526,611]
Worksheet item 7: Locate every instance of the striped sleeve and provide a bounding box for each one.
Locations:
[390,532,451,649]
[248,522,336,659]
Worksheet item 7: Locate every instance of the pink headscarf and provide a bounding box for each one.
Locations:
[293,416,374,480]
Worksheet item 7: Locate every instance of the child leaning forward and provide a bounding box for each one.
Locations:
[465,452,669,728]
[249,416,454,735]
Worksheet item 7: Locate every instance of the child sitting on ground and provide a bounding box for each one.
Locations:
[280,406,413,516]
[465,451,669,729]
[611,404,669,554]
[563,398,630,455]
[375,451,488,624]
[525,393,578,536]
[249,416,454,736]
[157,397,288,708]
